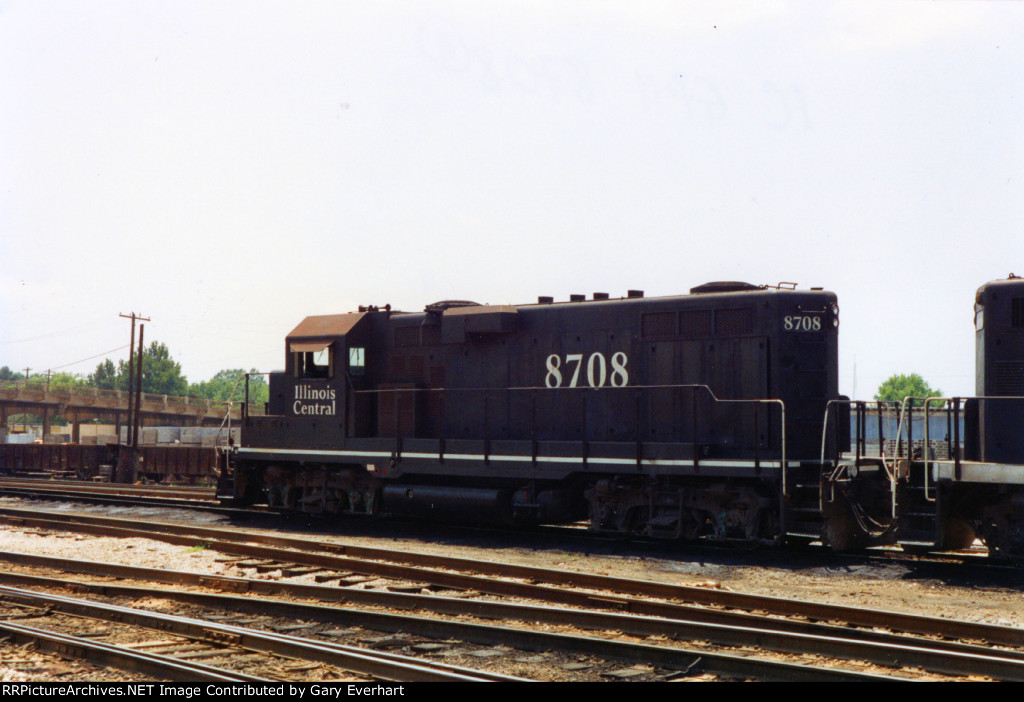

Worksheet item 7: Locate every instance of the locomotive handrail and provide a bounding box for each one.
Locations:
[241,371,275,423]
[820,396,978,523]
[819,397,949,467]
[248,381,788,460]
[820,399,902,519]
[920,396,959,503]
[347,382,787,496]
[919,395,1024,494]
[909,397,1011,505]
[363,381,775,394]
[241,377,791,512]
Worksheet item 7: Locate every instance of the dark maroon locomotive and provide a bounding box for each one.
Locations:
[221,276,1024,556]
[223,282,843,544]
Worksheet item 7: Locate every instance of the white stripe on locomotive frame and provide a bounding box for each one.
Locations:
[237,447,787,469]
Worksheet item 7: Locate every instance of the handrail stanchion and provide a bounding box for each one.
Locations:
[483,391,490,465]
[953,397,961,480]
[923,398,936,502]
[581,391,588,470]
[877,403,885,459]
[438,389,446,464]
[691,389,699,472]
[945,404,953,466]
[530,389,537,466]
[856,401,864,468]
[922,396,967,502]
[906,400,914,460]
[753,404,760,474]
[634,389,642,468]
[393,390,401,464]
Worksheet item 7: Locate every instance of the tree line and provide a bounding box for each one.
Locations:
[0,341,269,407]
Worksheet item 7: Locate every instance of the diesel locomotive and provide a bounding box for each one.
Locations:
[219,276,1024,557]
[222,282,844,545]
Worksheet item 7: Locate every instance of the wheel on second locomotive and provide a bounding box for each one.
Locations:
[940,517,977,551]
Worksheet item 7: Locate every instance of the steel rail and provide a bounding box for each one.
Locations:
[0,478,215,500]
[0,580,899,682]
[2,507,1022,648]
[0,585,518,683]
[0,556,1016,680]
[0,620,269,682]
[0,487,215,510]
[0,566,515,683]
[0,490,256,515]
[1,549,1020,671]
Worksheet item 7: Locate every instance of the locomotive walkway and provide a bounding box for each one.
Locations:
[0,380,261,440]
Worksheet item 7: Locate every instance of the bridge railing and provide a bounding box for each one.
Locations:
[0,380,264,418]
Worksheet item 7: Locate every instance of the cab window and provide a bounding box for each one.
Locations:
[291,343,333,378]
[349,346,366,376]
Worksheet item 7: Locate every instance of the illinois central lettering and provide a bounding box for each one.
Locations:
[294,385,336,415]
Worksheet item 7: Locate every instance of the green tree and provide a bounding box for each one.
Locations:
[874,373,942,406]
[86,341,189,396]
[189,369,269,406]
[0,366,24,382]
[88,359,120,390]
[43,372,88,389]
[141,342,188,396]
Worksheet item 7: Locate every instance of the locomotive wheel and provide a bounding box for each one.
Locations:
[940,517,977,551]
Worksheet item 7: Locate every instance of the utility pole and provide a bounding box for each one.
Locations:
[119,313,150,447]
[118,312,150,482]
[133,323,144,453]
[20,368,30,435]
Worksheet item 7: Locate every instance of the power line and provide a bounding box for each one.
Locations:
[48,344,133,372]
[1,316,112,345]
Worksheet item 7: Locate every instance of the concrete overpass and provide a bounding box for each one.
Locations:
[0,381,262,442]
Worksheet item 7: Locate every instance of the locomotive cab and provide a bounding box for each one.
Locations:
[259,310,382,446]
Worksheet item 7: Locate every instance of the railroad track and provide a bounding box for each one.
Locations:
[0,506,1017,644]
[2,507,1023,680]
[0,554,899,682]
[0,478,232,513]
[0,477,1003,569]
[0,618,266,682]
[0,477,216,501]
[0,585,517,682]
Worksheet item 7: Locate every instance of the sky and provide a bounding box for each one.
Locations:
[1,1,1021,398]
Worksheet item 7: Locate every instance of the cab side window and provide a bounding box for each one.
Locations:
[349,347,366,376]
[292,345,332,379]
